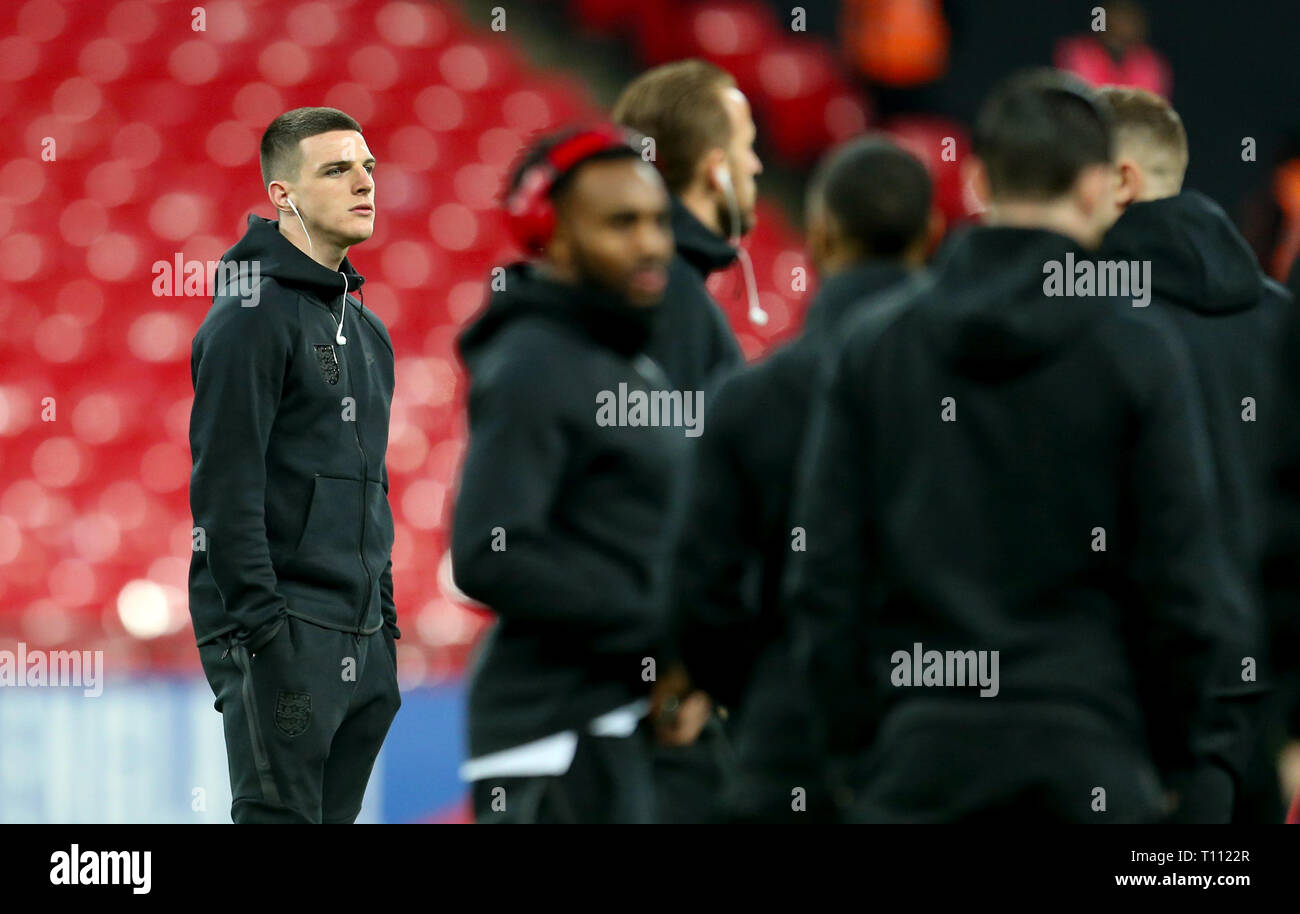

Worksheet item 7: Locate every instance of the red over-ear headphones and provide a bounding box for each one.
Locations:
[505,125,634,255]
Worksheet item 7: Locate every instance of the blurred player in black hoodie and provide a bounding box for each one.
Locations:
[787,70,1238,823]
[451,126,689,823]
[613,59,764,822]
[1098,86,1297,822]
[670,137,935,822]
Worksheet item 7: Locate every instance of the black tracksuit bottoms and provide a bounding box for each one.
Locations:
[198,615,401,824]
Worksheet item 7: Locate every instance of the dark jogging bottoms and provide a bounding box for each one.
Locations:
[198,614,401,824]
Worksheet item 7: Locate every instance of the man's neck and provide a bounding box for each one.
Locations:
[279,222,346,270]
[535,259,578,286]
[678,186,723,237]
[817,249,917,280]
[984,200,1100,249]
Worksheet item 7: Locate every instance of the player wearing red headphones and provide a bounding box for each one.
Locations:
[451,126,694,823]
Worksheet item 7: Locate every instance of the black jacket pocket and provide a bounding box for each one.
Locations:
[282,475,364,592]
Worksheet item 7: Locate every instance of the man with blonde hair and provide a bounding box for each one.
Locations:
[1099,84,1296,822]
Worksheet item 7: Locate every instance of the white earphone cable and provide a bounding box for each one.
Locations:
[287,196,347,344]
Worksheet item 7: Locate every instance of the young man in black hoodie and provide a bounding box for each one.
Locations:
[612,58,764,823]
[787,71,1237,823]
[1098,86,1297,822]
[188,107,401,824]
[452,126,684,823]
[670,138,934,823]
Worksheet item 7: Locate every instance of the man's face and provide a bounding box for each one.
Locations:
[719,87,762,237]
[286,130,376,247]
[553,157,673,308]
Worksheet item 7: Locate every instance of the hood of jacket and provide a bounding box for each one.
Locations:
[918,225,1106,381]
[1102,190,1263,315]
[802,261,913,337]
[222,214,366,341]
[671,195,738,277]
[223,214,366,296]
[458,262,660,361]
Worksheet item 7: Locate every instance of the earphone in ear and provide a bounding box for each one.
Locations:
[285,195,314,260]
[283,194,348,345]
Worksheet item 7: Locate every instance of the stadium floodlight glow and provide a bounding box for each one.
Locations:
[116,579,169,639]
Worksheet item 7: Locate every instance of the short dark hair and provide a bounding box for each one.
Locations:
[260,107,363,188]
[505,126,643,208]
[807,137,932,258]
[612,59,737,195]
[973,69,1112,201]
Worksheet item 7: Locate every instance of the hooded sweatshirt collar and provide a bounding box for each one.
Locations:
[221,215,365,343]
[671,195,738,277]
[458,262,659,361]
[223,214,366,298]
[1101,190,1263,314]
[803,261,912,336]
[918,225,1106,381]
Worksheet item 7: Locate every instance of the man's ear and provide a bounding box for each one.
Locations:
[546,220,572,270]
[921,207,946,260]
[1114,156,1145,211]
[1074,163,1114,217]
[696,148,729,196]
[805,203,832,270]
[961,156,990,215]
[268,180,293,213]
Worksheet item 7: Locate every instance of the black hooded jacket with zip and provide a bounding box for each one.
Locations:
[188,215,398,651]
[671,264,916,766]
[452,263,691,757]
[674,265,916,699]
[1102,192,1294,767]
[787,225,1240,819]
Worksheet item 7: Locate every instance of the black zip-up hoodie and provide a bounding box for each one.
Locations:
[787,225,1239,815]
[188,215,397,650]
[452,263,690,757]
[1104,192,1290,592]
[672,263,916,781]
[676,261,920,795]
[1102,192,1293,759]
[642,196,744,394]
